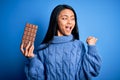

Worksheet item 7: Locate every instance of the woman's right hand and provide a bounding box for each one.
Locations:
[20,42,35,58]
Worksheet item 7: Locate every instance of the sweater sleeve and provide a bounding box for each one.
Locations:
[24,51,44,80]
[77,42,101,80]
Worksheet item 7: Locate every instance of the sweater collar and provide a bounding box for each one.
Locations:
[51,34,73,43]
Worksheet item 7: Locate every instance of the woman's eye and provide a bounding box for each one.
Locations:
[62,18,67,20]
[71,18,75,20]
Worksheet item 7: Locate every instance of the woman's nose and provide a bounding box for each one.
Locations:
[67,19,72,24]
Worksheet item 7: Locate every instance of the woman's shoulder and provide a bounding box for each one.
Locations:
[73,39,84,45]
[37,43,48,51]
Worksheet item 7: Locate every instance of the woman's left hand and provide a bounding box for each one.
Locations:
[86,36,98,45]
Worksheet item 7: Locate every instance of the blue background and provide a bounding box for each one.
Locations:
[0,0,120,80]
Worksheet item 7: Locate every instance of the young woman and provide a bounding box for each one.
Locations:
[20,4,101,80]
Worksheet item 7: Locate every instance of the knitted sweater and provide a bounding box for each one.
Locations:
[25,35,101,80]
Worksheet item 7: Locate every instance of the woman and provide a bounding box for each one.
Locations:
[20,4,101,80]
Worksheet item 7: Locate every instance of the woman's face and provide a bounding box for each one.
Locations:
[57,9,75,36]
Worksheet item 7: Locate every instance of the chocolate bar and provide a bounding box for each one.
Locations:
[22,23,38,48]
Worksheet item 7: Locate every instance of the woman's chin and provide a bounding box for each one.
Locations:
[64,33,72,36]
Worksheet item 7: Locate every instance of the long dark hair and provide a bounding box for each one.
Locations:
[41,4,79,44]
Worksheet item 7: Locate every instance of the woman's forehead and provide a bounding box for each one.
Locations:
[59,9,74,17]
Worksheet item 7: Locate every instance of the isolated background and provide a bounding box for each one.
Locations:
[0,0,120,80]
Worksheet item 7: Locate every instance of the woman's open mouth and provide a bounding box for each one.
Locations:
[65,26,72,32]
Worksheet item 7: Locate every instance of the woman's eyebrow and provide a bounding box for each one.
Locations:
[60,15,68,17]
[60,15,74,17]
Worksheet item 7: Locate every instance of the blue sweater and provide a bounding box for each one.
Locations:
[25,35,101,80]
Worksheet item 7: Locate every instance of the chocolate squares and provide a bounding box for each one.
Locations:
[22,23,38,48]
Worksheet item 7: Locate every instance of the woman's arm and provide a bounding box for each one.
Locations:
[24,55,44,80]
[83,36,101,78]
[20,42,44,80]
[76,36,101,80]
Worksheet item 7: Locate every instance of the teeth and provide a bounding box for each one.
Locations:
[66,26,71,28]
[66,26,71,31]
